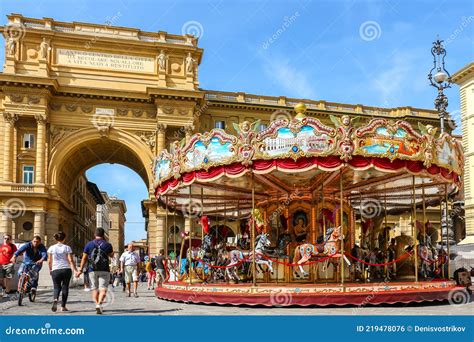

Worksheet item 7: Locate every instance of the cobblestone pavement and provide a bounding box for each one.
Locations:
[1,283,473,316]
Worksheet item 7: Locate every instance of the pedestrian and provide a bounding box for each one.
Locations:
[76,228,113,314]
[83,268,91,292]
[47,231,78,312]
[145,256,156,290]
[0,234,17,298]
[155,249,167,287]
[119,243,140,297]
[11,235,47,297]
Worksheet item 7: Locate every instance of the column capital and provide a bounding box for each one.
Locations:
[3,112,18,125]
[156,123,167,133]
[34,113,48,124]
[184,125,195,134]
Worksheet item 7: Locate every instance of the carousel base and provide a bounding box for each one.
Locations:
[155,280,460,307]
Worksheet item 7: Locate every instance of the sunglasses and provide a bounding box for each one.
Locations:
[3,237,11,240]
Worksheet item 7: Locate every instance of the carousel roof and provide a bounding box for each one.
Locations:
[153,105,463,218]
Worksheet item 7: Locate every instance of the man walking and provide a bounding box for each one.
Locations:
[11,235,47,296]
[76,228,113,314]
[119,243,140,297]
[155,249,167,287]
[0,234,17,298]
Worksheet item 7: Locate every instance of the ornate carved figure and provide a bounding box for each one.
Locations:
[418,122,438,168]
[6,34,16,56]
[157,50,167,70]
[39,38,50,59]
[330,115,359,162]
[185,52,195,73]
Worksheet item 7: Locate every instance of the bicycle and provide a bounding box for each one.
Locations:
[17,263,38,306]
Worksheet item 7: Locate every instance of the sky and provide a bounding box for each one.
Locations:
[0,0,472,241]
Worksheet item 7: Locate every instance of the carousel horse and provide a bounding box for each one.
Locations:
[292,226,351,278]
[225,233,274,283]
[417,238,438,279]
[182,216,217,281]
[262,232,292,259]
[366,248,385,281]
[350,244,369,281]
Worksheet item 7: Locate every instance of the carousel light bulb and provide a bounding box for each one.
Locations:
[434,70,448,84]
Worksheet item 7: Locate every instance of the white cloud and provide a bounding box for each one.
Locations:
[369,49,427,106]
[263,58,317,99]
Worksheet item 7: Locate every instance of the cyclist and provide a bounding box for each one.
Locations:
[10,235,48,296]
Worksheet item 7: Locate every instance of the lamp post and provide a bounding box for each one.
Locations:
[428,37,451,134]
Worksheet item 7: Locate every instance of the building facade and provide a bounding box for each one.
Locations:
[108,196,126,259]
[0,14,465,255]
[71,176,103,256]
[452,62,474,245]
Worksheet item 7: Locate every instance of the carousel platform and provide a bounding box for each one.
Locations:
[155,280,460,307]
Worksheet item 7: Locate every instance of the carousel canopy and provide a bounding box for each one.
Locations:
[153,105,463,218]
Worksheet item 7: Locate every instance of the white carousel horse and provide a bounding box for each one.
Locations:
[225,233,274,283]
[293,226,351,277]
[417,241,438,279]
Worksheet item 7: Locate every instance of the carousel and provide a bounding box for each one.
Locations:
[152,103,466,307]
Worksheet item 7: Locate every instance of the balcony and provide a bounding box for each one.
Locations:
[0,183,48,194]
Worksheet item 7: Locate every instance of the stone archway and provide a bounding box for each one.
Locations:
[49,127,154,197]
[45,126,161,253]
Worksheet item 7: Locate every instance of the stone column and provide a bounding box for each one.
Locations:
[45,207,59,247]
[0,210,13,238]
[156,123,167,154]
[35,114,47,184]
[33,210,45,240]
[3,113,18,182]
[155,214,166,254]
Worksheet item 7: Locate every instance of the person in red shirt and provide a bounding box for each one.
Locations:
[0,234,17,298]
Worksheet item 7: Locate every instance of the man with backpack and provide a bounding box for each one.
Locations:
[76,228,113,314]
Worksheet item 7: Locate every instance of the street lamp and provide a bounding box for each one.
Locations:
[428,37,451,134]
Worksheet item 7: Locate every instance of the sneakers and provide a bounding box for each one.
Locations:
[95,304,102,315]
[84,288,91,292]
[52,299,58,312]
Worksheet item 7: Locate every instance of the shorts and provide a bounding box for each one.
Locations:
[124,265,138,283]
[89,271,110,290]
[147,270,156,279]
[0,264,14,279]
[156,269,166,283]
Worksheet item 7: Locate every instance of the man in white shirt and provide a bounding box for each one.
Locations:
[119,243,140,297]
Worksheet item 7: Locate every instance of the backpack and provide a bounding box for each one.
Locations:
[89,240,109,272]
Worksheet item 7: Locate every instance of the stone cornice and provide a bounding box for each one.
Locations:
[204,90,440,121]
[452,62,474,85]
[2,13,204,63]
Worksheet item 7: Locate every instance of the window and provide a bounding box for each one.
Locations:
[215,121,226,130]
[22,221,33,231]
[23,133,35,149]
[22,165,34,184]
[259,124,267,131]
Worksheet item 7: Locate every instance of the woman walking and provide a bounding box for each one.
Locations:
[47,232,78,312]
